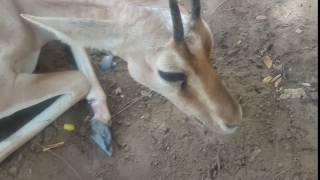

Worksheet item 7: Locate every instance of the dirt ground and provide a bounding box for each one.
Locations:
[0,0,318,180]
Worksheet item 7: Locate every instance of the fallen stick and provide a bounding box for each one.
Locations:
[111,91,153,119]
[272,167,291,180]
[216,149,221,172]
[42,141,65,152]
[36,143,82,180]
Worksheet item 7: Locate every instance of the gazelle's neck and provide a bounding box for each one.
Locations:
[101,4,190,61]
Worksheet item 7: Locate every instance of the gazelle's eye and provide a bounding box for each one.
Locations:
[158,70,186,82]
[181,80,187,89]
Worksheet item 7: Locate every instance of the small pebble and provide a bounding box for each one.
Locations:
[30,143,42,153]
[17,154,23,162]
[115,87,123,95]
[279,88,307,99]
[8,166,18,177]
[301,83,311,87]
[273,64,283,71]
[263,55,273,69]
[164,127,170,134]
[79,125,87,137]
[124,122,131,127]
[310,92,318,101]
[256,15,267,21]
[140,90,152,97]
[121,144,129,151]
[295,28,303,34]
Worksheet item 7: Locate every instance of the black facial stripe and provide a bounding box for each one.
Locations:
[158,70,186,82]
[169,0,184,42]
[191,0,201,20]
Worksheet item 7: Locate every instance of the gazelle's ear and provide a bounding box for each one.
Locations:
[186,0,213,57]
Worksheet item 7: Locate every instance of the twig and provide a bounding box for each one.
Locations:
[285,11,293,18]
[272,167,291,180]
[111,96,144,118]
[36,143,82,180]
[111,91,152,119]
[42,141,64,152]
[213,0,230,14]
[216,149,221,172]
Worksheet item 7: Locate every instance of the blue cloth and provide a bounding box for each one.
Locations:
[99,55,115,71]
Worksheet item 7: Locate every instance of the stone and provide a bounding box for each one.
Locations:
[279,88,307,99]
[295,28,303,34]
[140,90,152,97]
[115,87,122,95]
[8,166,18,177]
[310,92,318,101]
[256,15,267,21]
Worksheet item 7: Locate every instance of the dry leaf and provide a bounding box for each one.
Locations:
[263,56,273,69]
[262,76,273,84]
[249,149,262,162]
[271,74,282,83]
[274,77,282,87]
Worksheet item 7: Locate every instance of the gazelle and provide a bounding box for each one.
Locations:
[0,0,242,162]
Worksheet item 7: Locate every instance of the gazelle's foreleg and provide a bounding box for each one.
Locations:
[68,44,111,126]
[68,44,113,156]
[21,14,112,125]
[0,71,90,162]
[21,14,114,155]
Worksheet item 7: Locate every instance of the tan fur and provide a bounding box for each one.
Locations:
[0,0,241,162]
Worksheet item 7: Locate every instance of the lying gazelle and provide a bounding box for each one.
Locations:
[0,0,242,162]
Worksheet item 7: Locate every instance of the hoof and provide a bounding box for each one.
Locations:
[90,119,112,156]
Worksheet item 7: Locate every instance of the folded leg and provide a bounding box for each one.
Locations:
[21,14,112,126]
[0,71,90,162]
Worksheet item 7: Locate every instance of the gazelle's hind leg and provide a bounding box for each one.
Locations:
[0,71,90,162]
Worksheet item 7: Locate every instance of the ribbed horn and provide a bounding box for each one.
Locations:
[191,0,201,20]
[169,0,184,42]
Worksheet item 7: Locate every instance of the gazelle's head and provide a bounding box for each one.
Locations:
[128,0,242,134]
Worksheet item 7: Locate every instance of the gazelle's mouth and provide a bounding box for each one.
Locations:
[215,117,239,134]
[188,115,238,135]
[221,125,239,134]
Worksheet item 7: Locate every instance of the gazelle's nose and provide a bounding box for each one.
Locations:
[225,104,242,131]
[217,120,241,134]
[225,123,240,130]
